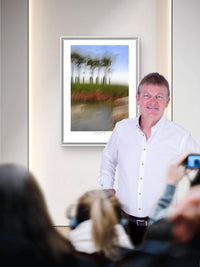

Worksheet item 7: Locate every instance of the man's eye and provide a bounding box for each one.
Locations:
[156,95,163,99]
[143,94,150,98]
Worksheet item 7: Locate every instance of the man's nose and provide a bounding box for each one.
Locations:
[149,96,158,103]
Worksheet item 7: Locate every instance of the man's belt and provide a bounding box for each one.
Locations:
[130,216,149,227]
[121,210,149,227]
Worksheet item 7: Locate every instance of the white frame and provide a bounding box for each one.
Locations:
[61,37,139,145]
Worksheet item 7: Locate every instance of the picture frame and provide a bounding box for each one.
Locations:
[61,37,139,145]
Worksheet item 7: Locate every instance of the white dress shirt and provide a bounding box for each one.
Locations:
[98,116,200,217]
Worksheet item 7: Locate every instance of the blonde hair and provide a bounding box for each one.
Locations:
[76,190,122,259]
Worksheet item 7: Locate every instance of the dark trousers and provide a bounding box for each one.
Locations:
[121,210,149,247]
[128,221,147,246]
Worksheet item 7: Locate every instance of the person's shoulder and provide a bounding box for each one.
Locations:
[164,118,190,135]
[116,117,137,129]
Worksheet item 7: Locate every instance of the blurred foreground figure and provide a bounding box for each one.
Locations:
[170,185,200,244]
[67,189,134,266]
[0,163,95,266]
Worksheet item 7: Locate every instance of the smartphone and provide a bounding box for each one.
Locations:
[182,154,200,169]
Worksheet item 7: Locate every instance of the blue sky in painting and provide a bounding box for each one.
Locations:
[71,45,129,85]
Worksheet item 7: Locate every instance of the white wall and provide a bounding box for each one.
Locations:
[173,0,200,198]
[0,0,28,167]
[2,0,200,226]
[173,0,200,143]
[29,0,171,225]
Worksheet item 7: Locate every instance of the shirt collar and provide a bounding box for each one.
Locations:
[136,115,166,131]
[136,116,140,129]
[152,115,166,130]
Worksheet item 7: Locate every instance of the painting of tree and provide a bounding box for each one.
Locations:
[70,45,129,131]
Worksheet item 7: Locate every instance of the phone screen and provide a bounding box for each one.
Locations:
[187,154,200,168]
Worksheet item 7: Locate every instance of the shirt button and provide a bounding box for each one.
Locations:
[138,208,141,211]
[140,177,143,180]
[139,193,141,195]
[141,162,144,166]
[144,148,146,151]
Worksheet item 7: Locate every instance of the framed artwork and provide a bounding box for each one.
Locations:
[61,37,139,145]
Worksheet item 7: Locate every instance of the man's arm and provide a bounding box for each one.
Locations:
[180,133,200,154]
[97,126,119,191]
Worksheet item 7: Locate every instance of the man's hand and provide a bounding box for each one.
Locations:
[103,189,116,195]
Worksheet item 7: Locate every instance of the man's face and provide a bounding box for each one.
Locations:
[136,83,170,121]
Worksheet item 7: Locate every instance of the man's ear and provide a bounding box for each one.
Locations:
[136,93,139,103]
[166,96,170,107]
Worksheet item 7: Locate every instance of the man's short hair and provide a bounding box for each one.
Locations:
[137,72,170,97]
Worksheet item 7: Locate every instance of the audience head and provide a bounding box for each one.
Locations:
[170,185,200,243]
[68,189,126,259]
[0,163,74,262]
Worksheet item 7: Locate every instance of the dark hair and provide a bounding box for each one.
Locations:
[137,72,170,97]
[0,163,74,262]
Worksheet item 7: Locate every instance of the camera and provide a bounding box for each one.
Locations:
[182,154,200,169]
[182,154,200,186]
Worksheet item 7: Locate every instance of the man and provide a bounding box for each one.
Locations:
[98,72,200,246]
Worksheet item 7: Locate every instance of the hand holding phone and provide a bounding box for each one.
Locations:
[182,154,200,186]
[182,154,200,169]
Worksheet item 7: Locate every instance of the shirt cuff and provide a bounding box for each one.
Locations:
[97,177,113,190]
